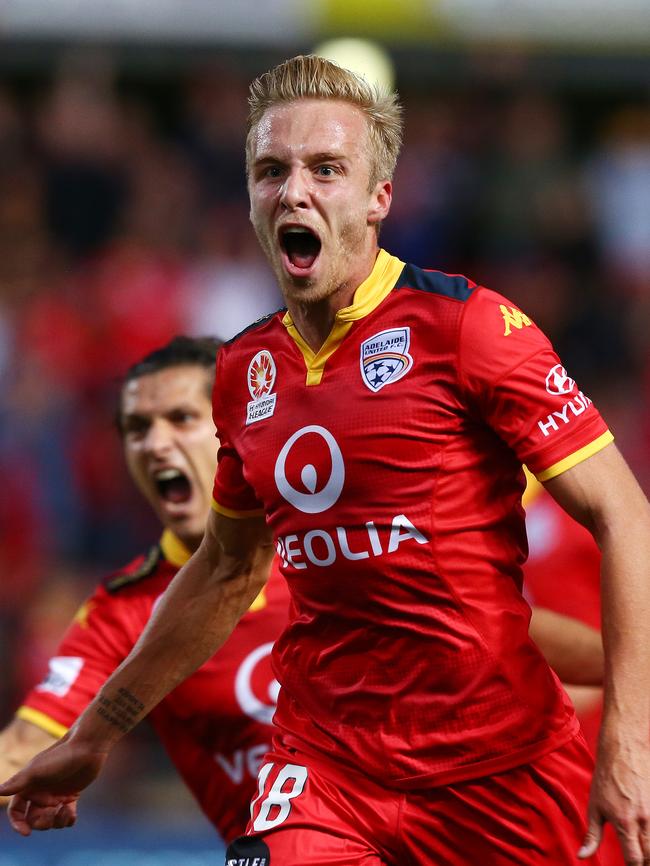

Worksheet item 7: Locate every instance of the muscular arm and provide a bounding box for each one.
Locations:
[0,720,57,807]
[529,607,603,686]
[0,509,274,834]
[92,509,274,738]
[544,443,650,863]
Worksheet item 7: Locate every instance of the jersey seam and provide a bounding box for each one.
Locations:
[456,288,544,412]
[455,287,481,401]
[490,348,560,449]
[459,333,558,450]
[396,283,470,306]
[395,790,412,865]
[223,308,286,346]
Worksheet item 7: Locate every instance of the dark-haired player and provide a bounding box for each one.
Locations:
[4,57,650,866]
[0,336,288,843]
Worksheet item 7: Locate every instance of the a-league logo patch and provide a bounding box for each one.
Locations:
[360,327,413,392]
[246,350,277,425]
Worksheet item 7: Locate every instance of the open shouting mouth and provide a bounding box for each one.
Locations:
[153,468,192,505]
[279,225,322,277]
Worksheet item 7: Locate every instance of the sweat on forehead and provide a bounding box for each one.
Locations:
[250,99,370,162]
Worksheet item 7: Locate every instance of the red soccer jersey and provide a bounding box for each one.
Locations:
[212,249,613,789]
[18,530,289,842]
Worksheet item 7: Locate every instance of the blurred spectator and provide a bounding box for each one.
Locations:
[177,63,249,209]
[183,202,282,341]
[585,106,650,296]
[36,53,128,259]
[476,93,592,265]
[382,96,478,269]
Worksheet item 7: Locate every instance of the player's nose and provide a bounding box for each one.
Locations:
[280,168,310,210]
[142,418,174,455]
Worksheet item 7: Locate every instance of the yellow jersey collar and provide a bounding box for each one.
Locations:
[281,249,404,385]
[159,528,267,612]
[160,529,193,567]
[282,249,404,333]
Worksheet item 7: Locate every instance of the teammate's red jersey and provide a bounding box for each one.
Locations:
[212,249,613,788]
[18,530,289,842]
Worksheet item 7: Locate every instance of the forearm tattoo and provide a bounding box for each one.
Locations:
[96,688,145,734]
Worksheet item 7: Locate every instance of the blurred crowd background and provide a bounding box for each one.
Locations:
[0,3,649,859]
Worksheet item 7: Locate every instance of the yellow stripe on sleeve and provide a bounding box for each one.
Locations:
[536,430,614,482]
[211,498,265,519]
[16,706,69,739]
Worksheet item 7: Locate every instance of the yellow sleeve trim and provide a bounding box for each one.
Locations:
[16,706,69,739]
[521,465,544,507]
[248,586,267,613]
[536,430,614,482]
[211,498,265,519]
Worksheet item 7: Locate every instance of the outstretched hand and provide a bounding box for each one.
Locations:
[578,735,650,865]
[0,733,107,836]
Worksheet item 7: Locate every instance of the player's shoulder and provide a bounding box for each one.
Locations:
[222,308,287,353]
[460,285,549,351]
[102,544,166,595]
[395,263,478,304]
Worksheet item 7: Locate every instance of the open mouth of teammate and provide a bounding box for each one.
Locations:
[279,226,321,276]
[153,468,192,504]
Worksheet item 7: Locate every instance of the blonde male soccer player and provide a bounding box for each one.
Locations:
[3,57,650,866]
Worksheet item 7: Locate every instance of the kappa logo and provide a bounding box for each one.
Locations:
[246,350,277,425]
[500,304,532,336]
[545,364,576,396]
[360,327,413,392]
[274,425,345,514]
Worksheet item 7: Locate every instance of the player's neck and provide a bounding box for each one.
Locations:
[177,531,202,555]
[288,297,346,353]
[286,247,379,353]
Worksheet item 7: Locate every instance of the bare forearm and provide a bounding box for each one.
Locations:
[529,607,604,686]
[545,447,650,735]
[72,516,274,749]
[599,501,650,735]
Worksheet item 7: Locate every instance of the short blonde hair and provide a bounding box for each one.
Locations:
[246,54,403,188]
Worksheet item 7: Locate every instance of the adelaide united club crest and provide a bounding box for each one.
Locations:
[360,327,413,393]
[246,350,277,425]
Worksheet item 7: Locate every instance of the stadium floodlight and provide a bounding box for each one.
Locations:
[312,37,396,91]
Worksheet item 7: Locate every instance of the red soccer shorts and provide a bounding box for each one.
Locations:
[225,733,604,865]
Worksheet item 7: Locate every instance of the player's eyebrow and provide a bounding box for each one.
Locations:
[253,150,348,168]
[120,410,151,429]
[308,151,347,164]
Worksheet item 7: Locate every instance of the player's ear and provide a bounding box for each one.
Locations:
[368,180,392,226]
